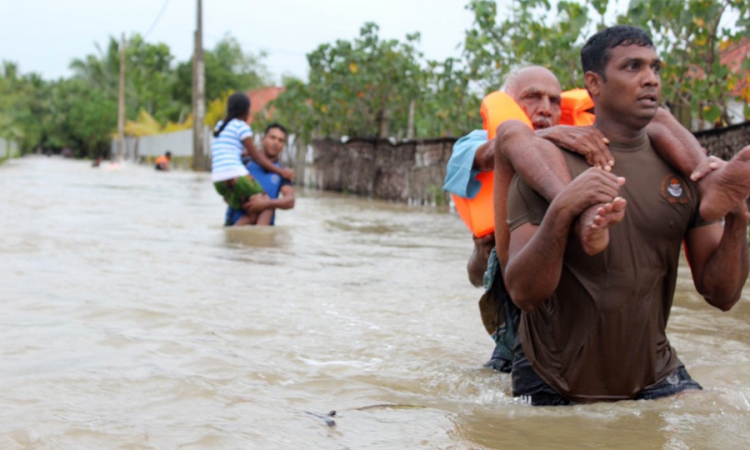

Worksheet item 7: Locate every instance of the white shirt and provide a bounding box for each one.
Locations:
[211,119,253,182]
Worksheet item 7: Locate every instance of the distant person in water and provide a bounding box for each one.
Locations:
[225,123,296,226]
[155,151,172,171]
[211,92,295,226]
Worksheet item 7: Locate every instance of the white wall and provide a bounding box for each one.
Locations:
[728,99,747,125]
[111,127,212,161]
[0,139,19,160]
[111,128,307,171]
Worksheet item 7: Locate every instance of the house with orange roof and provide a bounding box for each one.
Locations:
[246,86,285,124]
[723,38,750,125]
[677,38,750,130]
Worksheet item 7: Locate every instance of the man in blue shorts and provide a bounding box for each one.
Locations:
[225,123,296,226]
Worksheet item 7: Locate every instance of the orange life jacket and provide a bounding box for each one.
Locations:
[560,88,595,126]
[452,89,594,237]
[155,155,169,167]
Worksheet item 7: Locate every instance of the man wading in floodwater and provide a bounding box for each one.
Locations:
[501,25,750,405]
[445,63,732,373]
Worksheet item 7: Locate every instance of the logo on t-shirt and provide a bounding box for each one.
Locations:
[660,175,690,204]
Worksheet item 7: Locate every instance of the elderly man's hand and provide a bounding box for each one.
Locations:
[538,125,614,171]
[690,155,724,182]
[473,234,495,263]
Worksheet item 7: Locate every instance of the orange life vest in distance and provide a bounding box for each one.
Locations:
[155,155,169,167]
[452,89,594,238]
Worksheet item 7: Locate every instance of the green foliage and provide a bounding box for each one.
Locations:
[3,0,746,156]
[417,57,480,137]
[254,76,315,143]
[256,22,480,142]
[622,0,749,128]
[1,33,270,158]
[174,35,270,115]
[54,78,119,157]
[462,0,601,93]
[462,0,747,129]
[306,22,424,139]
[0,63,54,150]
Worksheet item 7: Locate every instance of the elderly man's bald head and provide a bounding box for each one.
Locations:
[502,66,562,129]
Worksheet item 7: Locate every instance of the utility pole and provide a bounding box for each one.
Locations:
[192,0,206,170]
[407,99,415,140]
[117,33,126,161]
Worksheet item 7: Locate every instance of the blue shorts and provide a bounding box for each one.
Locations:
[225,208,246,226]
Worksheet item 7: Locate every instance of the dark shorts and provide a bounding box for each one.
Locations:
[213,175,264,210]
[480,250,521,373]
[512,342,702,406]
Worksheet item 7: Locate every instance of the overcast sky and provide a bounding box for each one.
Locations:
[0,0,496,83]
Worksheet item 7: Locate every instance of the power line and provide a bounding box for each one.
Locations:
[144,0,172,38]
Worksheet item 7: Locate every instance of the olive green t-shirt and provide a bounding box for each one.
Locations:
[507,134,708,403]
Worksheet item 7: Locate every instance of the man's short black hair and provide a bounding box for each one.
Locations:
[165,151,172,158]
[581,25,654,80]
[264,122,288,137]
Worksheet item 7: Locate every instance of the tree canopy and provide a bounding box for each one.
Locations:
[2,0,748,159]
[262,0,749,142]
[1,33,270,158]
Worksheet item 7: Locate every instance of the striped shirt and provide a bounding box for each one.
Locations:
[211,119,253,182]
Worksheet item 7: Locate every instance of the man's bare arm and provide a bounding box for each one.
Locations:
[684,206,750,311]
[649,113,750,222]
[535,125,613,170]
[646,108,706,178]
[467,234,494,287]
[473,125,613,174]
[244,186,296,213]
[504,168,625,311]
[495,120,571,202]
[493,120,577,268]
[242,137,295,181]
[268,185,295,210]
[473,139,495,172]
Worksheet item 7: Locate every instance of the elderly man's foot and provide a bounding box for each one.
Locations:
[577,197,627,256]
[697,146,750,221]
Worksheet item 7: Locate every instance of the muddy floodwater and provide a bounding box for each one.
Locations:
[2,156,750,449]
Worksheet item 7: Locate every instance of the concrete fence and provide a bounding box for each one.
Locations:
[111,119,749,206]
[306,137,456,206]
[0,139,19,162]
[112,128,309,176]
[111,128,211,170]
[695,120,750,161]
[304,120,750,205]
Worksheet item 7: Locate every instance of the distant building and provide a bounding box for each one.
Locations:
[246,86,286,125]
[722,38,750,125]
[671,38,749,130]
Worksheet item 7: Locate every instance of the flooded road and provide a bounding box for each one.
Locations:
[2,156,750,449]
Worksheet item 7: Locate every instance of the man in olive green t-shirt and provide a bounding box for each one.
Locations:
[502,25,750,405]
